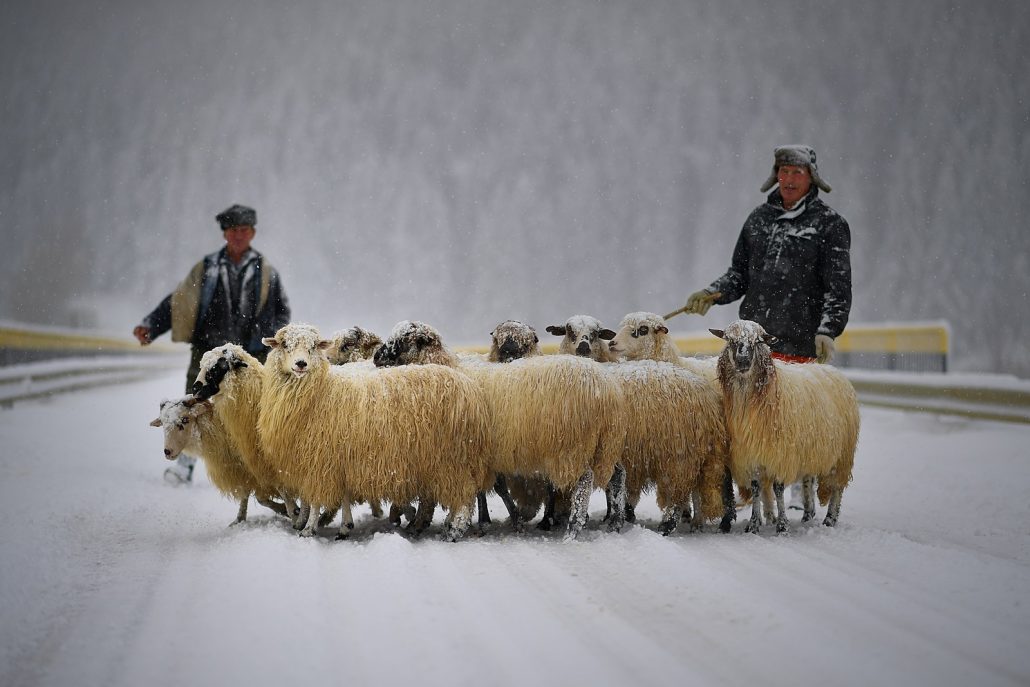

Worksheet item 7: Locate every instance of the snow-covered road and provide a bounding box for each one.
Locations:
[1,371,1028,687]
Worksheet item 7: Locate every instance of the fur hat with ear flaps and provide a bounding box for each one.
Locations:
[759,144,832,194]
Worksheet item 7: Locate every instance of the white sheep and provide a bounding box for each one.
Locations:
[149,395,288,525]
[373,320,546,531]
[258,323,493,541]
[191,344,355,532]
[556,313,729,534]
[326,326,383,365]
[710,320,860,533]
[462,351,627,539]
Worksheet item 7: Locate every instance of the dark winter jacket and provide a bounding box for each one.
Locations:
[141,247,290,356]
[708,187,852,358]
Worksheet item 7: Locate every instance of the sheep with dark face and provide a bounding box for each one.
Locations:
[374,320,540,531]
[326,326,382,365]
[391,318,626,539]
[373,320,458,368]
[259,323,492,541]
[711,320,859,533]
[488,320,542,363]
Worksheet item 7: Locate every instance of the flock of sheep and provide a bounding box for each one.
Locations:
[151,313,860,541]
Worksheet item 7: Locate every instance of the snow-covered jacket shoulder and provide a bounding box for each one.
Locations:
[708,189,852,358]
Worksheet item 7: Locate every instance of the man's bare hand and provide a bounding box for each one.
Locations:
[133,326,152,346]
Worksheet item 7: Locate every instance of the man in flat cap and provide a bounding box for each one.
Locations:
[683,145,852,364]
[134,204,291,483]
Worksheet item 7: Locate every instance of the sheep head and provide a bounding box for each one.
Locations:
[149,396,212,460]
[373,320,448,368]
[262,324,331,379]
[327,326,382,365]
[193,344,250,400]
[488,320,540,363]
[609,311,672,362]
[546,315,617,361]
[711,320,778,376]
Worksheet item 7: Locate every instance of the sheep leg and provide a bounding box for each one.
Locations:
[563,469,594,542]
[744,469,762,534]
[299,503,320,537]
[294,501,312,531]
[230,495,249,526]
[319,506,339,529]
[443,502,473,542]
[689,491,705,532]
[761,480,775,524]
[476,492,491,526]
[334,501,355,540]
[823,488,843,527]
[658,505,681,536]
[773,481,789,533]
[801,476,817,522]
[493,474,522,532]
[410,499,436,536]
[537,483,557,531]
[255,495,288,517]
[719,467,736,533]
[606,464,627,533]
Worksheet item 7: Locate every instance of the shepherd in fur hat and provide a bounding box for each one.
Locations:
[680,144,851,365]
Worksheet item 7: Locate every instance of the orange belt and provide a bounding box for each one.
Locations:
[771,351,816,364]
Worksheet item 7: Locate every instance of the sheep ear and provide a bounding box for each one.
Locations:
[545,325,566,336]
[149,418,162,427]
[657,325,669,335]
[262,337,279,349]
[317,340,333,350]
[709,328,726,340]
[762,334,778,346]
[599,329,616,340]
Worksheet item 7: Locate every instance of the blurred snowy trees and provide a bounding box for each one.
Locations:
[0,1,1027,374]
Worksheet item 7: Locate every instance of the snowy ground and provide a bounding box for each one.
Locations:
[1,371,1029,687]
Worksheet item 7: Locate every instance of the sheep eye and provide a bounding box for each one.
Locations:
[638,326,649,336]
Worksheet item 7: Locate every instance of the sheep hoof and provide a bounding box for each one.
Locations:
[625,504,637,523]
[823,515,838,527]
[744,520,761,534]
[802,510,816,522]
[689,521,704,534]
[298,528,316,538]
[719,516,734,533]
[606,519,625,534]
[229,519,245,528]
[658,519,677,536]
[776,521,789,534]
[334,532,349,541]
[536,518,553,532]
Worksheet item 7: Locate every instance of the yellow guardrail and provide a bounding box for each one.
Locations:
[0,323,181,363]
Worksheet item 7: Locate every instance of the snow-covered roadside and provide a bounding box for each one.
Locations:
[1,372,1028,687]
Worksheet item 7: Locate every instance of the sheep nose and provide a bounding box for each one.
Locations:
[164,449,171,456]
[191,381,203,393]
[499,338,520,357]
[576,341,591,356]
[295,360,307,369]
